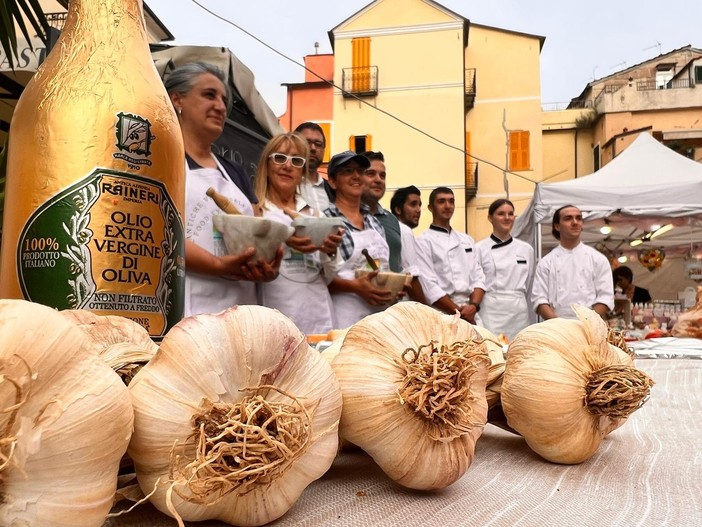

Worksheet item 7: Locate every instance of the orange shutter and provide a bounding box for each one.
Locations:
[352,37,371,92]
[509,131,530,171]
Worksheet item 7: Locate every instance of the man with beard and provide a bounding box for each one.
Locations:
[531,205,613,319]
[295,122,332,213]
[361,151,402,272]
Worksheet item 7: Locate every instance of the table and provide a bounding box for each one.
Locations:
[105,358,702,527]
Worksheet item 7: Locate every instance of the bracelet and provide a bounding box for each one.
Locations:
[469,302,481,312]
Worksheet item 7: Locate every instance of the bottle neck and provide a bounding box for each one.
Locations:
[63,0,147,44]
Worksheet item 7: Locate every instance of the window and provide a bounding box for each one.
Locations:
[695,66,702,84]
[465,132,477,187]
[656,64,675,89]
[349,134,372,153]
[593,144,600,172]
[351,37,371,93]
[508,131,530,171]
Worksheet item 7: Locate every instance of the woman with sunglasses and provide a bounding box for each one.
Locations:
[324,151,393,328]
[165,62,282,316]
[255,133,343,333]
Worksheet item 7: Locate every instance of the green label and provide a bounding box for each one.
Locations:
[17,169,185,337]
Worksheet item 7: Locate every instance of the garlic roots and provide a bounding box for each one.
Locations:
[502,304,654,464]
[330,301,491,490]
[127,305,342,526]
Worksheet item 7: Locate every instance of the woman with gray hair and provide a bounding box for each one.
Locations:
[165,62,282,316]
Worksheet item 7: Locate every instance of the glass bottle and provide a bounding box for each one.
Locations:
[0,0,185,339]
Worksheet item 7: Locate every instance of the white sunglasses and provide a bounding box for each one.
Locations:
[269,153,306,168]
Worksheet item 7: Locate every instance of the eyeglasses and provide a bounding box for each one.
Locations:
[306,139,325,149]
[336,166,365,176]
[269,153,306,168]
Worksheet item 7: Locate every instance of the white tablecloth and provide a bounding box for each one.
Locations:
[105,358,702,527]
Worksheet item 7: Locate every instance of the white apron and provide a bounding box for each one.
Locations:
[481,291,528,341]
[259,205,334,334]
[332,228,389,329]
[184,158,256,317]
[479,240,530,340]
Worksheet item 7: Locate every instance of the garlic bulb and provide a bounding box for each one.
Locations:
[472,325,506,409]
[0,299,133,527]
[128,305,342,526]
[331,301,491,490]
[502,304,654,464]
[60,310,157,384]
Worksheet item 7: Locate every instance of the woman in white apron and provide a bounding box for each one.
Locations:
[476,199,535,341]
[255,133,343,334]
[166,62,281,317]
[324,151,393,329]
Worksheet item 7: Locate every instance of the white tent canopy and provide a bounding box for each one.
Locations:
[514,132,702,256]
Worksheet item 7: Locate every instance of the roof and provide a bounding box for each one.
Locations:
[514,132,702,256]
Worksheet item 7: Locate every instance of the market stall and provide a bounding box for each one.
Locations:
[513,132,702,301]
[105,356,701,527]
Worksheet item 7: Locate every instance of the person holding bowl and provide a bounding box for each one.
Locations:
[165,62,282,316]
[324,151,394,328]
[255,132,343,333]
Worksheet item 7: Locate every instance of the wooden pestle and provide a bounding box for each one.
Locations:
[361,248,380,271]
[206,187,241,215]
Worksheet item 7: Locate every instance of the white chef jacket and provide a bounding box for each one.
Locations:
[476,235,535,339]
[259,197,340,334]
[398,222,446,305]
[417,225,486,305]
[184,157,256,317]
[531,242,614,319]
[298,173,329,215]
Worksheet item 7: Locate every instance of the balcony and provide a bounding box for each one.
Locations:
[46,12,67,31]
[464,68,476,110]
[636,78,692,91]
[465,162,478,199]
[341,66,378,98]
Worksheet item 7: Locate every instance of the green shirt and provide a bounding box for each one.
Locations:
[374,205,402,272]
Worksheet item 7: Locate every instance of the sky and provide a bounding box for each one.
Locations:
[145,0,702,116]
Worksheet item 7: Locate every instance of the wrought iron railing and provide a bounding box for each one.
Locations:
[636,78,692,91]
[465,162,478,199]
[465,68,476,110]
[46,12,67,30]
[341,66,379,98]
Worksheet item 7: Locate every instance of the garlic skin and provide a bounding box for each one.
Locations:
[128,305,342,526]
[331,302,490,490]
[472,325,506,409]
[0,300,133,527]
[502,304,653,464]
[60,310,158,384]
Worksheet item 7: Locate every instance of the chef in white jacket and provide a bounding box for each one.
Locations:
[476,199,535,340]
[417,187,486,324]
[531,205,614,320]
[390,185,467,317]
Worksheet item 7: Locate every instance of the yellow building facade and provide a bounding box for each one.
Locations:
[328,0,546,238]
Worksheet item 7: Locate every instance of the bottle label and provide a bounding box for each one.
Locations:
[16,169,185,338]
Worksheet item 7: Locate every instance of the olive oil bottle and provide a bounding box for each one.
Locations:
[0,0,185,338]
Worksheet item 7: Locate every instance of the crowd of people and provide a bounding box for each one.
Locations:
[167,62,616,340]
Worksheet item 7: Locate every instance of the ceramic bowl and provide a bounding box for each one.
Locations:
[212,214,294,261]
[291,216,345,246]
[354,270,412,302]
